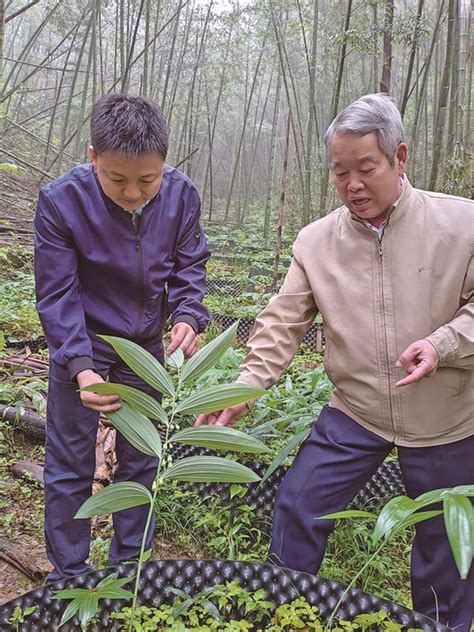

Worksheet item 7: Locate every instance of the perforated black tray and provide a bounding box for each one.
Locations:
[168,441,406,523]
[0,560,451,631]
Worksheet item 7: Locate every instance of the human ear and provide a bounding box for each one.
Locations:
[396,143,408,176]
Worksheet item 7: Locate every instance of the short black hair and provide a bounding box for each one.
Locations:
[90,94,169,159]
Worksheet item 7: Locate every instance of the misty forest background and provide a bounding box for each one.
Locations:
[0,0,472,242]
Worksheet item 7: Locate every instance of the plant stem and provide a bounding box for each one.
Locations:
[325,541,386,630]
[127,377,180,632]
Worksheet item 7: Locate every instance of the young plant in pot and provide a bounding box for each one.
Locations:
[53,322,268,630]
[319,484,474,627]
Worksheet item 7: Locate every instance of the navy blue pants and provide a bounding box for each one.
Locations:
[269,406,474,630]
[44,335,163,582]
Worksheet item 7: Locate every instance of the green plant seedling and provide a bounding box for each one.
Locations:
[53,572,134,630]
[317,484,474,626]
[71,322,267,631]
[8,605,36,630]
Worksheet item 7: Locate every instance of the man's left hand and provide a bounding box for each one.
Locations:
[395,339,439,387]
[167,322,197,358]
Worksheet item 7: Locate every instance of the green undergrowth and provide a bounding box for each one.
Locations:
[109,581,419,631]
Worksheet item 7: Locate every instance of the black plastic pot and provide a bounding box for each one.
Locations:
[0,560,451,631]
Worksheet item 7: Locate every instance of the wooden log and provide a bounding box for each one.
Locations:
[11,460,44,484]
[0,542,46,581]
[0,404,46,438]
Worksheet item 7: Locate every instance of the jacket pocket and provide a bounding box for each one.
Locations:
[456,368,469,396]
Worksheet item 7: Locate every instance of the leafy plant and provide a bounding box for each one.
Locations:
[53,572,134,630]
[109,580,423,631]
[55,322,268,630]
[0,271,42,340]
[318,485,474,624]
[7,605,36,630]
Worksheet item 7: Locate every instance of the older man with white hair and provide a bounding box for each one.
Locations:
[196,93,474,629]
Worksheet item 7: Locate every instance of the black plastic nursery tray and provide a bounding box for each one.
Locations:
[0,560,451,631]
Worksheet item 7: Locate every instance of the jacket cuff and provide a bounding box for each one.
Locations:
[67,356,96,380]
[172,314,199,333]
[425,327,455,366]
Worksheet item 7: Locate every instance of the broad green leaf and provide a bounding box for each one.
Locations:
[106,403,162,457]
[172,597,195,618]
[445,485,474,497]
[315,510,376,521]
[181,321,239,383]
[472,506,474,551]
[162,456,260,483]
[443,494,474,579]
[175,383,266,416]
[142,548,153,562]
[53,588,92,600]
[259,428,310,485]
[99,335,175,397]
[58,600,80,627]
[415,485,474,508]
[202,599,222,621]
[75,482,152,518]
[169,425,269,454]
[93,587,134,599]
[82,382,168,424]
[96,573,132,590]
[398,510,443,530]
[78,593,99,628]
[166,348,185,370]
[415,487,455,506]
[373,496,421,543]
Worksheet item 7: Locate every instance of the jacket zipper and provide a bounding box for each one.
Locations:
[376,233,395,433]
[133,214,145,339]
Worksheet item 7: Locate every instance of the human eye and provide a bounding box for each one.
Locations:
[360,167,375,174]
[334,171,348,178]
[109,176,125,183]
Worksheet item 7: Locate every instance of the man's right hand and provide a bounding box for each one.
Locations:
[195,402,249,428]
[76,370,122,413]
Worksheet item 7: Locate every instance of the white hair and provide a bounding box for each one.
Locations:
[325,93,405,166]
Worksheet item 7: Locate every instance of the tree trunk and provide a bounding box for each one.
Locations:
[429,0,455,189]
[380,0,394,93]
[273,111,291,285]
[400,0,424,117]
[319,0,353,216]
[0,0,4,79]
[408,0,445,184]
[302,0,319,226]
[263,63,282,242]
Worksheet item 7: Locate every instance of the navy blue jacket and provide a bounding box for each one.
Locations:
[34,163,210,378]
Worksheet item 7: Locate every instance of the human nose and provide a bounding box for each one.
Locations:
[347,174,364,192]
[122,181,142,200]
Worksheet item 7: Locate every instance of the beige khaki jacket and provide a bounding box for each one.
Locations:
[238,179,474,447]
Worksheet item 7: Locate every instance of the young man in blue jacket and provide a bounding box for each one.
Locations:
[34,94,210,582]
